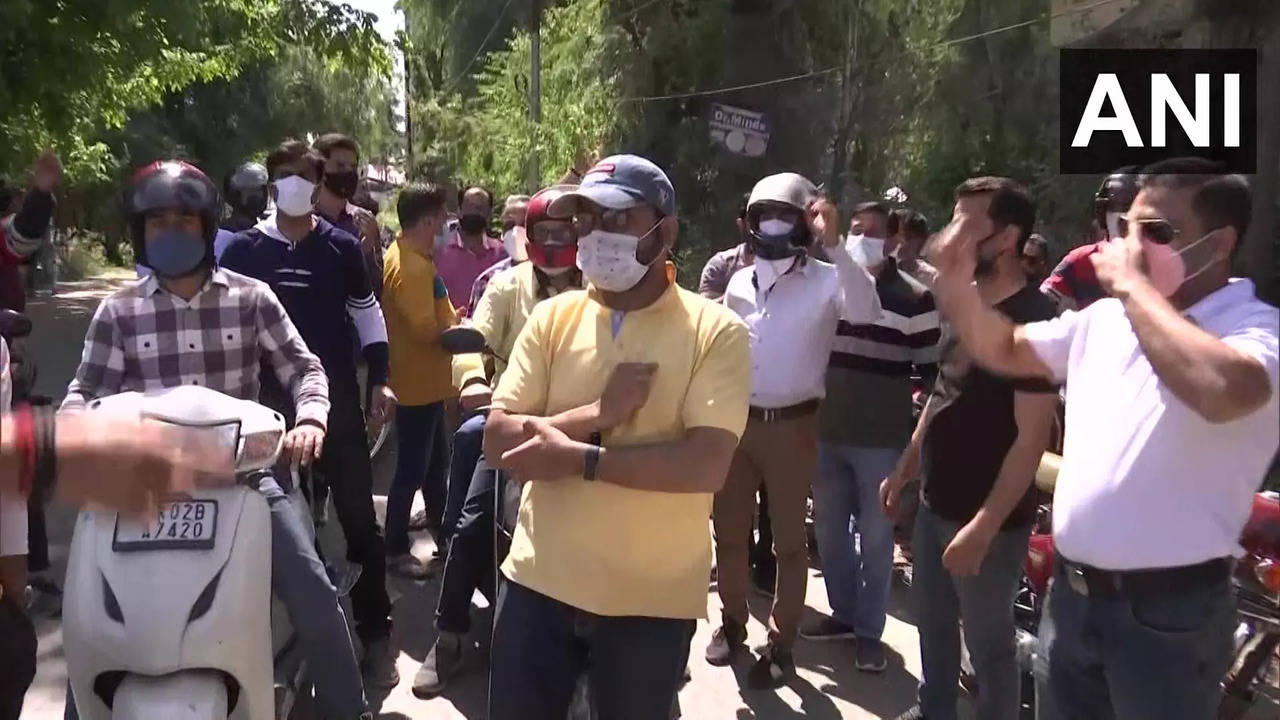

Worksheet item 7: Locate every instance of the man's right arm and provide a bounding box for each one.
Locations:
[699,253,728,299]
[62,301,126,412]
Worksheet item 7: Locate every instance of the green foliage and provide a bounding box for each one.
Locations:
[0,0,389,182]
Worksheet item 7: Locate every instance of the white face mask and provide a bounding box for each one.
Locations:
[273,176,317,218]
[539,265,572,276]
[576,228,659,293]
[847,234,885,266]
[502,227,528,262]
[758,218,795,237]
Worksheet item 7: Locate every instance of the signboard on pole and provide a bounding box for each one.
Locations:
[709,103,770,157]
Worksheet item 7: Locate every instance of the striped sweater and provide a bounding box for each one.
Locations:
[820,257,942,449]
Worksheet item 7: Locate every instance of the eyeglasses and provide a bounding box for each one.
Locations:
[572,207,642,235]
[1117,216,1179,245]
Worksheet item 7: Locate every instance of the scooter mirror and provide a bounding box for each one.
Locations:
[440,326,488,356]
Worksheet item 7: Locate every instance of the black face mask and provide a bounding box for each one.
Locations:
[458,213,488,235]
[323,170,359,200]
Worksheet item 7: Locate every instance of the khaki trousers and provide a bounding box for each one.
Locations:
[713,412,818,649]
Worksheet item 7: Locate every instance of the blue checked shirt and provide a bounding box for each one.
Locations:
[62,268,330,428]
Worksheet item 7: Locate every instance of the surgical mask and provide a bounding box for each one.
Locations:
[1105,211,1124,240]
[576,228,660,293]
[539,265,572,277]
[758,218,795,237]
[459,213,488,235]
[436,219,457,249]
[323,170,359,200]
[273,176,317,217]
[1142,231,1222,297]
[502,227,528,262]
[144,228,207,278]
[847,234,885,267]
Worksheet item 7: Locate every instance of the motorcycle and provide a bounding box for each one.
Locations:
[1219,491,1280,719]
[62,385,313,720]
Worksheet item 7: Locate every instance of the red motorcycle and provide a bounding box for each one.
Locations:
[1013,465,1280,719]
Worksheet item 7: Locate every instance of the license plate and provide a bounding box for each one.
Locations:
[113,500,218,551]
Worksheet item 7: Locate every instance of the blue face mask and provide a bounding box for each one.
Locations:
[145,228,208,278]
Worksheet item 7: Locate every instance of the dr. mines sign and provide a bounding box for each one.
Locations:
[1060,49,1257,173]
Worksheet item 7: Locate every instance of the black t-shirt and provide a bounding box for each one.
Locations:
[920,283,1059,529]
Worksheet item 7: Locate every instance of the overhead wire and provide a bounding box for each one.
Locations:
[615,0,1128,104]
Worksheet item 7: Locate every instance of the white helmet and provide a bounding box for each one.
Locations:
[745,172,817,259]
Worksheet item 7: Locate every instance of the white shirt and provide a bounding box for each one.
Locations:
[0,338,26,557]
[1023,278,1280,570]
[724,243,880,408]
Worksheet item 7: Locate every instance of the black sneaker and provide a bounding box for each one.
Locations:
[412,632,464,698]
[855,637,888,673]
[745,643,794,690]
[704,622,747,666]
[360,637,400,690]
[892,706,926,720]
[798,615,856,641]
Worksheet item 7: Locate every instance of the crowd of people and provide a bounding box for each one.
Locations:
[0,132,1275,720]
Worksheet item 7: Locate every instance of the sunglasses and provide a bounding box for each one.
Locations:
[1116,216,1179,246]
[572,207,651,235]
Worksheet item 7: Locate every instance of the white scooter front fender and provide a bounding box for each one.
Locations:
[112,672,228,720]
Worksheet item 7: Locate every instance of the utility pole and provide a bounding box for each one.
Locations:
[528,0,542,191]
[401,5,414,178]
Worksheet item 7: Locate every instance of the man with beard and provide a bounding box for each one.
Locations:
[881,177,1059,720]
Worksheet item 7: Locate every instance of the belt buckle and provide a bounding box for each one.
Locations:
[1066,564,1090,597]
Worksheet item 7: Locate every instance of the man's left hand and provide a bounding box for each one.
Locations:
[806,198,842,248]
[283,423,326,470]
[497,416,585,482]
[942,519,997,576]
[1093,232,1149,298]
[367,385,398,431]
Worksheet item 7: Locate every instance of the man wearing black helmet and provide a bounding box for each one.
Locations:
[708,172,881,689]
[1041,170,1138,311]
[62,160,371,719]
[213,162,269,260]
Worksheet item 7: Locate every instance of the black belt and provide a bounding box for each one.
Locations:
[748,399,819,423]
[1059,556,1232,600]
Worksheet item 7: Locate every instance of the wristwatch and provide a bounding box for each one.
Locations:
[583,445,601,481]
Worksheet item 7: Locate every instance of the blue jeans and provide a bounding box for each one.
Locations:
[814,443,901,640]
[1039,561,1235,720]
[442,411,486,541]
[913,507,1030,720]
[386,402,448,554]
[65,475,365,719]
[436,455,499,634]
[490,581,694,720]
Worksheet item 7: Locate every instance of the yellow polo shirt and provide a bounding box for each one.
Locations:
[451,262,582,389]
[491,280,751,619]
[383,241,458,406]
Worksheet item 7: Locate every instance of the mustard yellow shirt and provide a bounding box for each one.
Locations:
[452,262,583,389]
[491,282,751,618]
[383,241,458,406]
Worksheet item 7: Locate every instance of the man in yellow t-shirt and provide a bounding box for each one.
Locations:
[382,183,458,580]
[482,155,750,720]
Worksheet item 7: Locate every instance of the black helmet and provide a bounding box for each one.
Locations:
[223,162,269,225]
[126,160,220,269]
[1093,169,1138,229]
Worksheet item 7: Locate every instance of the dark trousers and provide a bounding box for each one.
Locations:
[436,455,498,634]
[443,411,486,541]
[315,397,392,641]
[490,581,694,720]
[1040,561,1235,720]
[26,482,48,573]
[0,591,36,720]
[751,488,776,583]
[386,402,448,553]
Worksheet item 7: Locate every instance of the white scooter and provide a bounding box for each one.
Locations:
[63,386,311,720]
